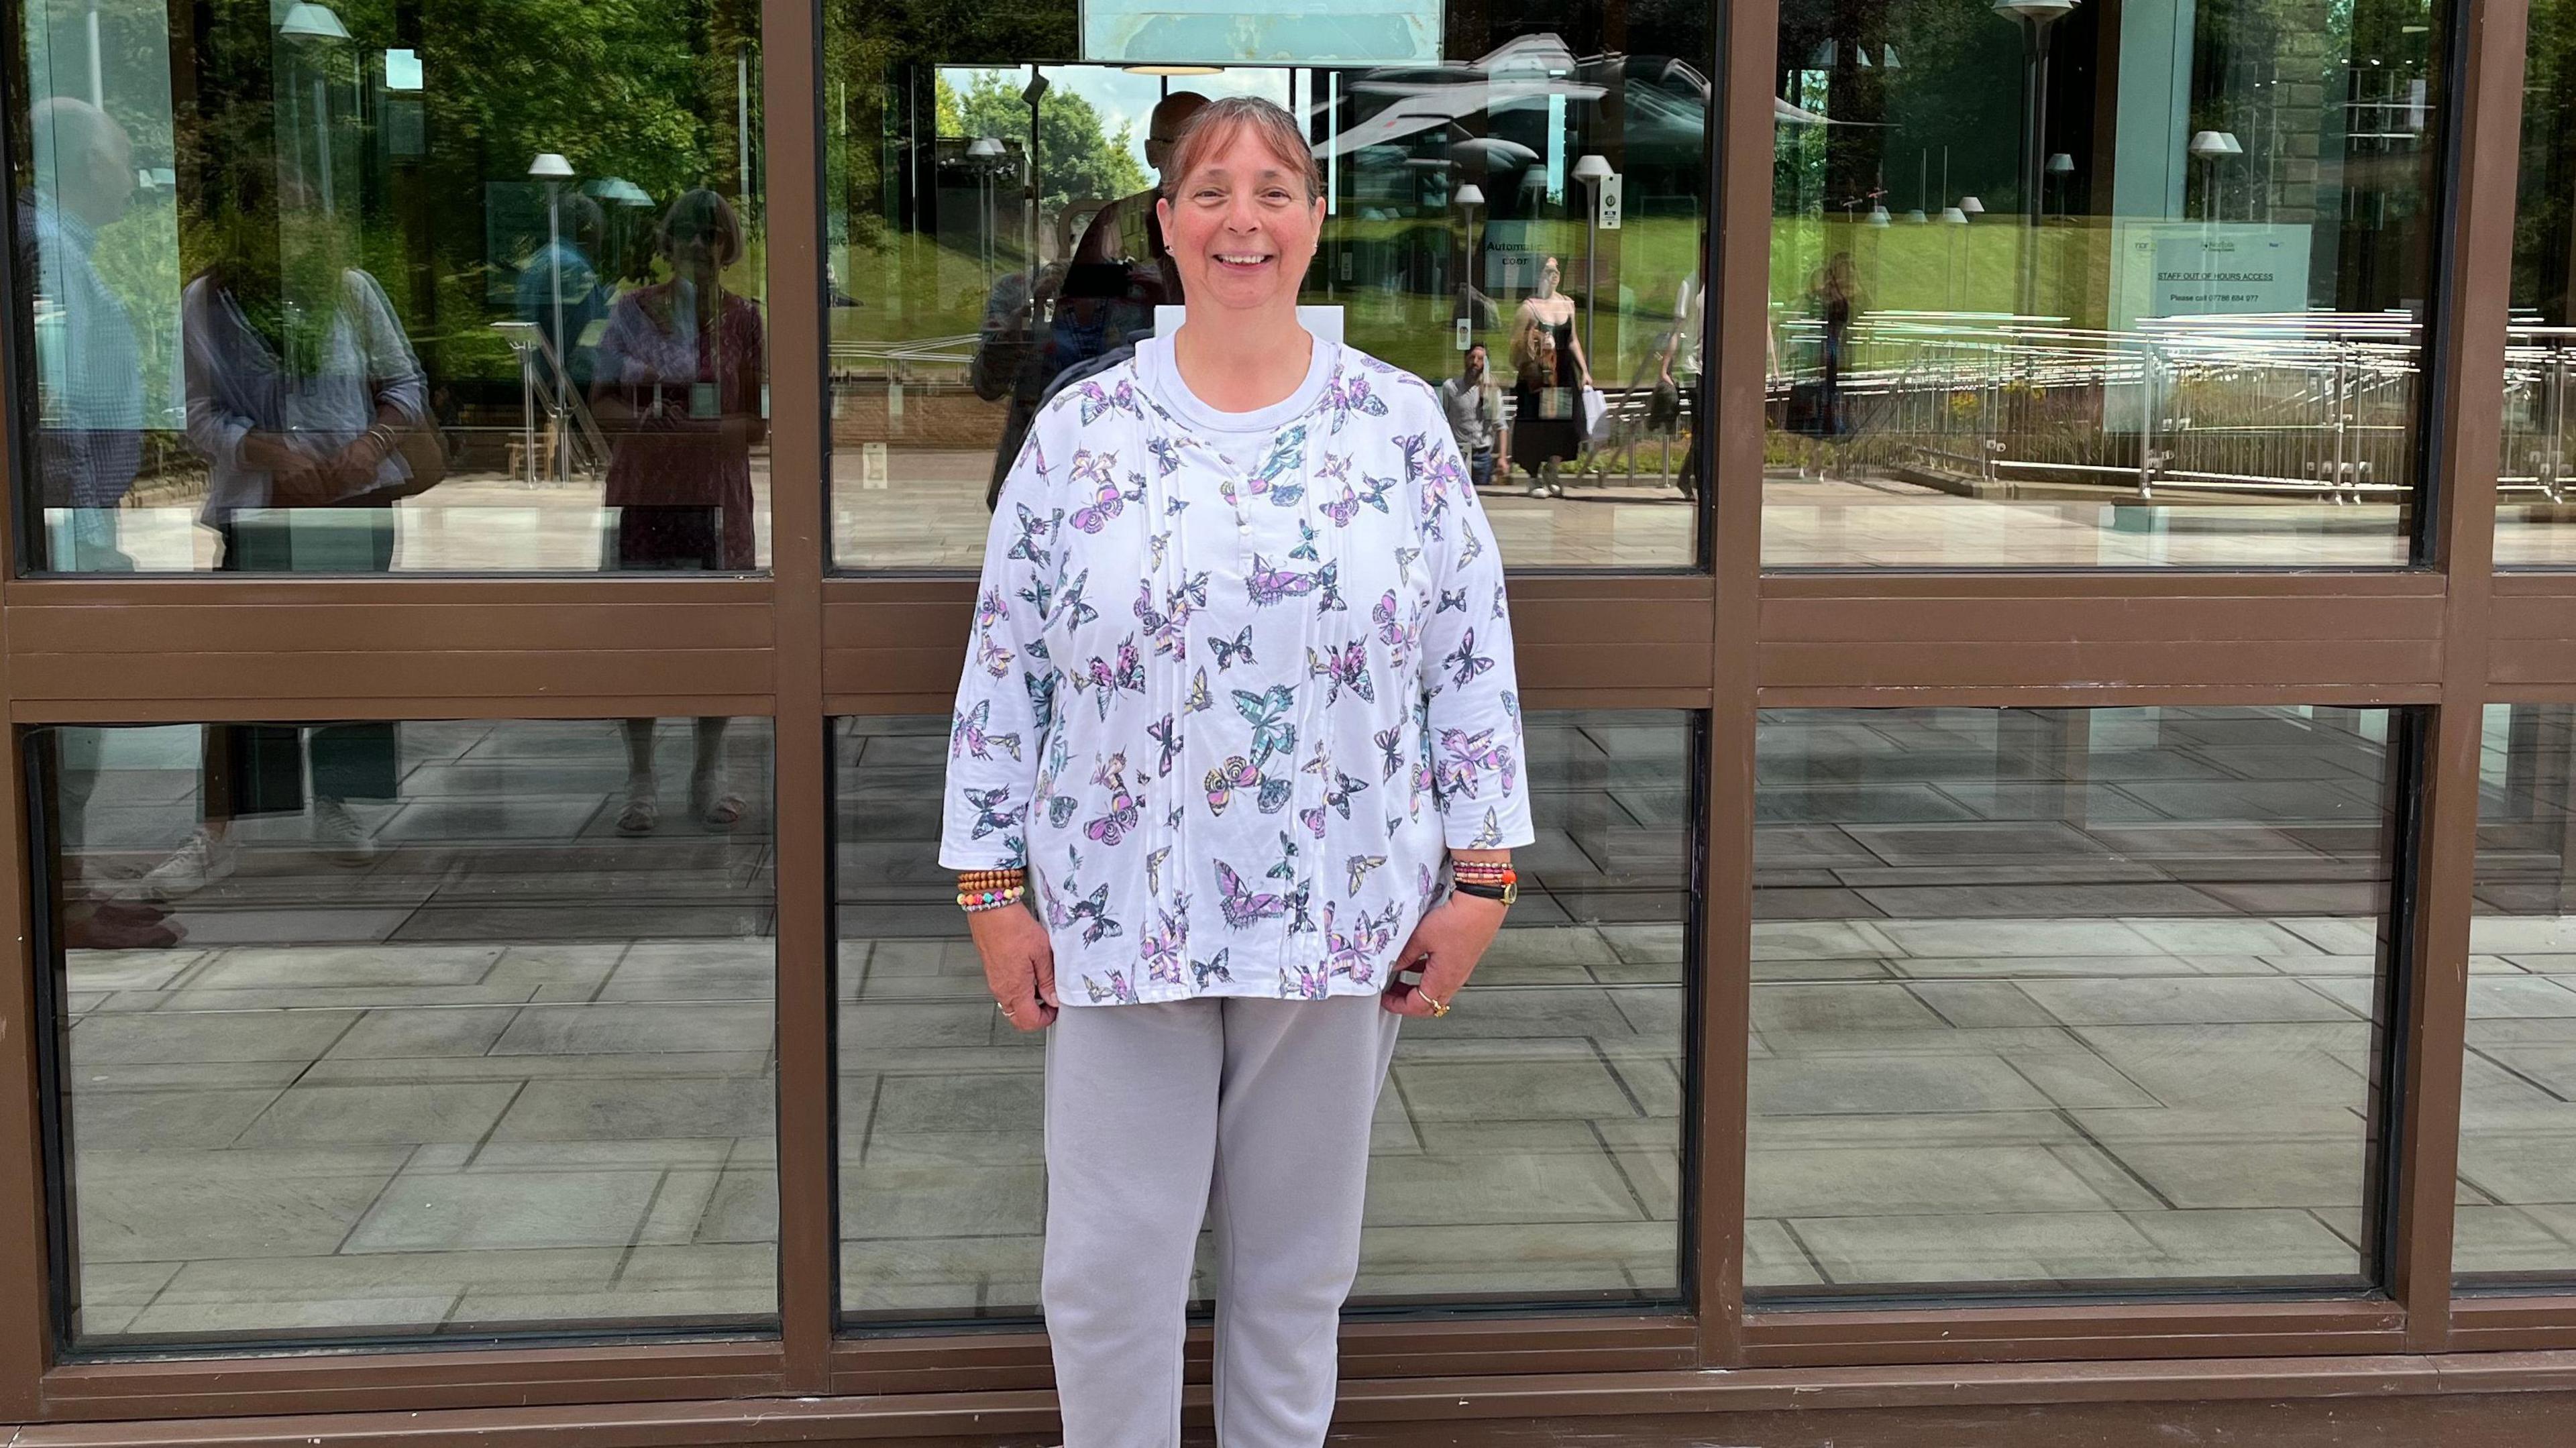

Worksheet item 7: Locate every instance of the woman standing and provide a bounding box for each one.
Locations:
[940,97,1530,1448]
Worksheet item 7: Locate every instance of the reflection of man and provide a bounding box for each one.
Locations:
[1440,343,1501,492]
[1071,91,1209,302]
[979,91,1212,508]
[517,192,609,388]
[21,97,141,570]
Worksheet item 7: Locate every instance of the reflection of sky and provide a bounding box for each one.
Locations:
[939,64,1292,176]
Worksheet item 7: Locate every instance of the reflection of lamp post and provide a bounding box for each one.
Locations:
[2189,129,2241,221]
[2189,130,2241,312]
[1020,71,1049,284]
[967,135,1004,289]
[2045,151,2075,216]
[1453,181,1485,336]
[280,2,352,213]
[1994,0,2077,229]
[1571,152,1612,361]
[529,151,574,483]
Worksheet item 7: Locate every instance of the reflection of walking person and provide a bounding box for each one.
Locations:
[591,188,765,833]
[1791,251,1860,443]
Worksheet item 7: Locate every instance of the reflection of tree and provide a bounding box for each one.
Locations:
[2517,0,2576,319]
[949,72,1149,237]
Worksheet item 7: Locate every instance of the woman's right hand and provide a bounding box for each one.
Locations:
[969,904,1059,1031]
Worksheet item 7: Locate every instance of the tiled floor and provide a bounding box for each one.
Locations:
[48,710,1688,1345]
[48,700,2576,1343]
[1748,706,2422,1295]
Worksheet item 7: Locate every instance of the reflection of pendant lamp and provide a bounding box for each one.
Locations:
[277,1,350,38]
[1941,206,1970,225]
[1868,204,1891,226]
[1957,195,1985,219]
[2190,129,2241,222]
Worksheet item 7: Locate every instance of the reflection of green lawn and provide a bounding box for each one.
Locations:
[828,214,1709,387]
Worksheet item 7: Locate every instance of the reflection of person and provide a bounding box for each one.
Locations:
[136,186,428,898]
[977,92,1212,510]
[22,98,142,570]
[1509,256,1589,497]
[1070,91,1208,298]
[1795,250,1860,441]
[943,96,1532,1448]
[592,188,765,832]
[1511,322,1580,497]
[1440,341,1501,491]
[517,192,609,389]
[1662,260,1704,498]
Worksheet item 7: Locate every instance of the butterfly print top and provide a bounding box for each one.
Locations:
[940,333,1534,1005]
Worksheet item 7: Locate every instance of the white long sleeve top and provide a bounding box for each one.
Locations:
[939,333,1535,1005]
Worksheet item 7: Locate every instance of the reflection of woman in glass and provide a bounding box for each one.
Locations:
[1509,256,1589,496]
[592,188,765,832]
[1801,250,1861,442]
[136,178,425,898]
[1511,317,1580,497]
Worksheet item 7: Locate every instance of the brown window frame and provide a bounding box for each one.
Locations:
[0,0,2571,1436]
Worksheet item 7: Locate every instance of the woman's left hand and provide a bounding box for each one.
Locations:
[1382,893,1509,1017]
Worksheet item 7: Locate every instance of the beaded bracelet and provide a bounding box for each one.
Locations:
[959,885,1027,913]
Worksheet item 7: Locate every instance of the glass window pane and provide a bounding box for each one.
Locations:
[13,2,767,573]
[837,709,1687,1321]
[822,0,1709,571]
[38,718,776,1346]
[1749,706,2400,1298]
[2458,704,2576,1278]
[1766,0,2443,567]
[2501,13,2576,563]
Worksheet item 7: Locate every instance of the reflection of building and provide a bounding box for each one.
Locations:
[7,0,2576,1443]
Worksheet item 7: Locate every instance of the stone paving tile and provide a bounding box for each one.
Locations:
[344,1170,665,1254]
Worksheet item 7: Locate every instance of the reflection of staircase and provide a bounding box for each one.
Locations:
[491,321,610,482]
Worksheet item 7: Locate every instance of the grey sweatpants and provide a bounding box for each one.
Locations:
[1042,993,1403,1448]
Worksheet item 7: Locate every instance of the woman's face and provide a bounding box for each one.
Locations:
[1157,125,1324,317]
[1540,256,1561,290]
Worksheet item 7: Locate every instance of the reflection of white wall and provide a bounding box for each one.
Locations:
[2112,0,2196,222]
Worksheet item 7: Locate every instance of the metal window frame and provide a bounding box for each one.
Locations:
[0,0,2563,1435]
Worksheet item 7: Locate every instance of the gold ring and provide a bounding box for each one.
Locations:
[1423,991,1452,1017]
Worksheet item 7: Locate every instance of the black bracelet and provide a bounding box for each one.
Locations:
[1452,880,1513,903]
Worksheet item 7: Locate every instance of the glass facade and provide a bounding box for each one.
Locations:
[1750,706,2401,1294]
[13,0,769,573]
[35,719,778,1345]
[0,0,2561,1433]
[836,710,1688,1319]
[2501,0,2576,564]
[2459,704,2576,1278]
[820,0,1710,569]
[1766,0,2445,567]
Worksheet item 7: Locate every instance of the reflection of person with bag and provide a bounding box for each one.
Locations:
[592,188,764,834]
[134,187,429,899]
[1509,257,1590,498]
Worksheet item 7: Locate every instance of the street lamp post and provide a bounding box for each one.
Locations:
[1453,181,1485,343]
[529,151,574,484]
[1571,152,1612,362]
[1996,0,2077,316]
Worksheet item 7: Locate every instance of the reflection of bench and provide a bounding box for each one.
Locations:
[1499,387,1688,486]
